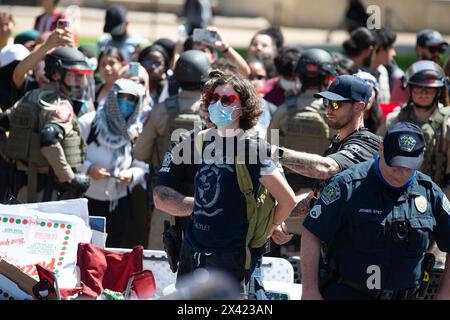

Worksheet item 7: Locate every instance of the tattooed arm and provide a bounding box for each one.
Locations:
[278,147,341,180]
[153,186,194,217]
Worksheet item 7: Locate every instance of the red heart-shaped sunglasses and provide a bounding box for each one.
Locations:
[204,89,241,107]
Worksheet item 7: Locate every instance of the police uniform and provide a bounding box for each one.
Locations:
[5,89,86,203]
[134,90,202,250]
[317,128,382,192]
[378,103,450,188]
[269,89,329,193]
[303,160,450,299]
[134,90,202,170]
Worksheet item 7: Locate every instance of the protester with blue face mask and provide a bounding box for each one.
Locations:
[78,78,148,247]
[167,69,297,299]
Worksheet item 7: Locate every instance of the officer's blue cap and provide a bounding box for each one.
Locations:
[314,75,371,105]
[383,122,425,170]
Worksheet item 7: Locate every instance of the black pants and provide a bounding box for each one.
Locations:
[176,240,267,299]
[86,194,132,248]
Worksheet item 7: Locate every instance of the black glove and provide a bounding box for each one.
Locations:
[69,173,90,193]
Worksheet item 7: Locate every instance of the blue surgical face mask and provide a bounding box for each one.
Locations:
[117,98,136,120]
[208,101,237,127]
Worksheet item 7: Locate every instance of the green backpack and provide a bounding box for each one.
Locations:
[195,128,275,270]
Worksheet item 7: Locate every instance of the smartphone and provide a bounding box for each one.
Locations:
[110,173,120,180]
[129,62,140,77]
[192,28,218,45]
[57,19,70,29]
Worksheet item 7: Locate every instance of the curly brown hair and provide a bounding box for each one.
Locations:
[202,69,262,131]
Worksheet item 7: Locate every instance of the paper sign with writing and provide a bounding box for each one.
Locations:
[0,209,91,289]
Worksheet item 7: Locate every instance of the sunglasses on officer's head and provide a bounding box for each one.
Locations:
[204,89,241,107]
[427,46,446,54]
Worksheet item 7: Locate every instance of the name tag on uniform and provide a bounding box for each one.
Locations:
[414,195,427,213]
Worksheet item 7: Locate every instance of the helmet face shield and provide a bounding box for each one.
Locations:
[61,67,95,106]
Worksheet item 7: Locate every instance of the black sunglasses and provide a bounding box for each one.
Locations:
[427,46,446,54]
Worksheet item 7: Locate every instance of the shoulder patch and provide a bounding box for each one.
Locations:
[309,205,322,219]
[321,181,341,206]
[161,151,173,167]
[343,144,361,153]
[442,195,450,215]
[55,100,73,122]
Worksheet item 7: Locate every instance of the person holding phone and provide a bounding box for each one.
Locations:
[79,78,148,248]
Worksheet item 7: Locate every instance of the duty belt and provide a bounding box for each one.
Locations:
[337,276,418,300]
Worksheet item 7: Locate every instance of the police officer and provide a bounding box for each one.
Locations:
[133,49,211,249]
[378,61,450,192]
[301,122,450,300]
[378,60,450,267]
[273,75,382,218]
[1,47,91,203]
[269,48,336,193]
[416,29,449,64]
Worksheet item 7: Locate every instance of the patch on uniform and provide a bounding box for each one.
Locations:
[414,195,427,213]
[398,135,416,152]
[55,101,73,122]
[442,195,450,215]
[321,182,341,206]
[309,205,321,219]
[344,144,361,153]
[161,152,173,167]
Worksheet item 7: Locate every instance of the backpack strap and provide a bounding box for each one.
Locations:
[235,162,258,270]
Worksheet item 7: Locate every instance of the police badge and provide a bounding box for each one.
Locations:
[398,135,416,152]
[414,195,427,213]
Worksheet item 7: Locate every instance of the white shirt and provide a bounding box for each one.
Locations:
[78,111,148,201]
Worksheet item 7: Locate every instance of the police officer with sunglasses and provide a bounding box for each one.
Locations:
[416,29,449,64]
[272,75,382,218]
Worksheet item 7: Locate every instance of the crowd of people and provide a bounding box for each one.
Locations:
[0,0,450,300]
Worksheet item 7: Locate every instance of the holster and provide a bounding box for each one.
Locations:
[318,256,337,291]
[416,252,436,299]
[162,220,182,273]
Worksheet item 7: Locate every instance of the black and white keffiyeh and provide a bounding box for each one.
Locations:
[93,78,145,210]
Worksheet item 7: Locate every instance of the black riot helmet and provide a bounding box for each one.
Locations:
[44,47,95,115]
[174,50,211,90]
[45,47,92,80]
[406,60,446,88]
[296,48,336,78]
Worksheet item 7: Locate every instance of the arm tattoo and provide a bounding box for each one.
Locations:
[154,186,194,217]
[280,148,341,180]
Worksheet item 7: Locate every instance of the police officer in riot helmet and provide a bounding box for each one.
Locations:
[0,46,92,203]
[378,60,450,189]
[44,47,95,116]
[269,48,336,191]
[297,48,336,91]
